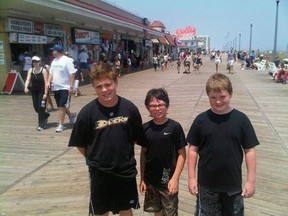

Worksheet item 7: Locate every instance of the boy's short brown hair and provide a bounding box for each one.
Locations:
[90,62,117,83]
[206,73,233,95]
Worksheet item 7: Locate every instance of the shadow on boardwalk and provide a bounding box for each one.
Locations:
[0,57,287,215]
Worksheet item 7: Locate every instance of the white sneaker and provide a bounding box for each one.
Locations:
[69,112,77,124]
[55,124,65,133]
[37,126,44,131]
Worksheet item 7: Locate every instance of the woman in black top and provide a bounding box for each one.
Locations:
[24,56,50,131]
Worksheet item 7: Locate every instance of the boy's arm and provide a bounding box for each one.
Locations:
[140,147,147,181]
[77,147,86,156]
[139,147,147,194]
[168,147,186,195]
[242,147,257,198]
[188,144,199,196]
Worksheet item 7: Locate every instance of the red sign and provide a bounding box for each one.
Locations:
[175,26,196,39]
[34,21,44,35]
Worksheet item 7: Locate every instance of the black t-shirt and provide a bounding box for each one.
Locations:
[68,96,145,178]
[186,109,259,192]
[143,119,187,189]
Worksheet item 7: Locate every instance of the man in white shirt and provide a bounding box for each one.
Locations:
[48,44,76,132]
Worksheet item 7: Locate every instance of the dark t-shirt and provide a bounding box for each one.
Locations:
[68,96,145,178]
[186,109,259,192]
[143,119,187,189]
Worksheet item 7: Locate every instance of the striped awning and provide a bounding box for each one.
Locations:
[165,35,176,46]
[158,37,168,44]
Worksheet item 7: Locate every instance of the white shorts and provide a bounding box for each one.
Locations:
[228,60,234,66]
[215,60,221,65]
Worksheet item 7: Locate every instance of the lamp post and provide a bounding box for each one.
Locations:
[249,22,253,55]
[239,33,241,51]
[273,0,280,60]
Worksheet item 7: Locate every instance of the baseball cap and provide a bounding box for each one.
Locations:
[50,44,63,52]
[32,56,41,61]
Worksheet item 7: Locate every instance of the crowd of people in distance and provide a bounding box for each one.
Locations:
[177,50,203,74]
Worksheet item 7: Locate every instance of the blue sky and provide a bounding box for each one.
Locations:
[106,0,288,52]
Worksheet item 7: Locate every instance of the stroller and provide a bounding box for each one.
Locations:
[183,60,191,74]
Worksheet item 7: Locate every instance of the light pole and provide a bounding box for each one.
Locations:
[273,0,280,60]
[249,22,253,55]
[239,33,241,51]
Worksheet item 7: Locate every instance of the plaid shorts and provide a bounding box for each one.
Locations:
[144,184,178,216]
[195,185,244,216]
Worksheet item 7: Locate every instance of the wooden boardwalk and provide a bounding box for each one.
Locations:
[0,57,287,216]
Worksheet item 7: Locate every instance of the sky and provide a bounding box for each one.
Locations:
[105,0,288,52]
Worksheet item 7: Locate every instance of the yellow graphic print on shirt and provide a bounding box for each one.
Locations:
[95,116,128,129]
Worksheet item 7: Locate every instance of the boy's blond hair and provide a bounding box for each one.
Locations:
[90,63,117,83]
[206,73,233,95]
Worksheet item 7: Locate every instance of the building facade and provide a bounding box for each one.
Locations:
[0,0,177,88]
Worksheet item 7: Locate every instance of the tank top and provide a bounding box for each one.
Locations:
[31,67,45,92]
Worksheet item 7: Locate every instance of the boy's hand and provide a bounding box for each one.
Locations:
[139,180,147,195]
[188,178,198,196]
[242,181,255,198]
[168,178,178,195]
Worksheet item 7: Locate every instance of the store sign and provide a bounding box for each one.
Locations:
[143,39,152,47]
[7,18,33,33]
[45,24,64,37]
[18,34,47,44]
[73,28,100,44]
[175,26,196,40]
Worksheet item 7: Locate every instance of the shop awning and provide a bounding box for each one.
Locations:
[165,35,176,46]
[158,37,168,44]
[151,38,159,43]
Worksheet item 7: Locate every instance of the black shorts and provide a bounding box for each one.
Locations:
[80,62,89,70]
[53,90,70,108]
[89,168,140,215]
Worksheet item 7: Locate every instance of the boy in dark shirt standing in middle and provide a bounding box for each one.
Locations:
[140,88,187,216]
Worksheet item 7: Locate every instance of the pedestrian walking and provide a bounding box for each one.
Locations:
[114,57,121,77]
[72,60,84,97]
[176,59,181,73]
[153,54,158,71]
[214,50,222,72]
[42,58,55,112]
[187,73,259,216]
[21,51,32,81]
[140,88,187,216]
[78,48,89,78]
[24,56,50,131]
[48,44,77,132]
[227,49,235,74]
[194,52,203,72]
[68,62,145,216]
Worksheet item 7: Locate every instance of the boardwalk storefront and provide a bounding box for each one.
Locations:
[0,0,167,88]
